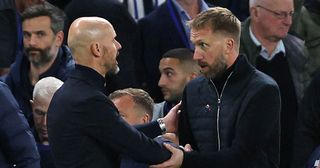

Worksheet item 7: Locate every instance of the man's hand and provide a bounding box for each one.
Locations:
[162,102,181,133]
[162,133,179,145]
[150,143,183,168]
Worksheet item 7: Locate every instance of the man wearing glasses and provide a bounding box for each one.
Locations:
[240,0,311,168]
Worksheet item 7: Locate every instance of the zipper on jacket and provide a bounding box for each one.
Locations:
[209,71,234,151]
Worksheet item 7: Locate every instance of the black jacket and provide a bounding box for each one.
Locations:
[64,0,139,94]
[179,55,281,168]
[48,65,170,168]
[292,70,320,168]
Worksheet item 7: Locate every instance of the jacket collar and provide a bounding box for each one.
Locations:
[69,64,106,92]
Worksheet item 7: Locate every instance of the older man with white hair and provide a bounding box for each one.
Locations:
[31,76,63,168]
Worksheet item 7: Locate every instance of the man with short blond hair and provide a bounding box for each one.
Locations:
[109,88,154,125]
[152,7,281,168]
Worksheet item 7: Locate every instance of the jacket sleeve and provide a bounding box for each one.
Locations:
[291,71,320,168]
[0,82,40,168]
[179,89,197,150]
[82,97,171,165]
[181,83,281,168]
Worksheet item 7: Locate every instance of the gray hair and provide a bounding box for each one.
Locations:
[33,77,63,100]
[22,2,66,34]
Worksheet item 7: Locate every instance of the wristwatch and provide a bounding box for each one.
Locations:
[157,118,167,134]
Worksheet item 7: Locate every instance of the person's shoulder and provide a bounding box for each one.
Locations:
[61,45,75,66]
[0,81,9,92]
[284,33,305,47]
[189,76,207,85]
[252,68,279,89]
[185,76,207,91]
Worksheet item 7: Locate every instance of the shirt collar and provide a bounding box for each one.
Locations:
[249,26,286,61]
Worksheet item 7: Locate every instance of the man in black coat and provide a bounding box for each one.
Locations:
[151,7,281,168]
[48,17,180,168]
[64,0,140,95]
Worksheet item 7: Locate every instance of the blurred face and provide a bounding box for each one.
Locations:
[191,26,227,79]
[158,58,192,102]
[31,96,51,145]
[23,16,62,68]
[112,95,147,125]
[252,0,294,42]
[101,25,122,75]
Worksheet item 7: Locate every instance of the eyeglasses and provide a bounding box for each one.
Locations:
[256,5,294,19]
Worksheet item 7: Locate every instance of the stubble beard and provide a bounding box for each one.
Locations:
[204,54,227,79]
[25,46,53,68]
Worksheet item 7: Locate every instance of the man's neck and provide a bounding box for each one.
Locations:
[29,57,56,86]
[251,25,279,55]
[176,0,200,19]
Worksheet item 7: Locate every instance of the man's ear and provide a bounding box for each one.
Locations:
[90,43,102,57]
[142,113,150,124]
[224,38,234,55]
[55,31,64,47]
[250,6,259,20]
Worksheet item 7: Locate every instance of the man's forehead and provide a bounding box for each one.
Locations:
[23,17,51,29]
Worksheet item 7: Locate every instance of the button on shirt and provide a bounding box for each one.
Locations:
[249,26,286,61]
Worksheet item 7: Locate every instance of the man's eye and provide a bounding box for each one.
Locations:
[23,33,31,39]
[199,43,207,48]
[37,32,45,37]
[166,72,173,77]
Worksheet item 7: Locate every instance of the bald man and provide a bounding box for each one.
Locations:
[47,17,180,168]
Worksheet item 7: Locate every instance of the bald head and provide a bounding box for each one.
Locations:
[249,0,293,7]
[67,17,121,76]
[67,17,113,62]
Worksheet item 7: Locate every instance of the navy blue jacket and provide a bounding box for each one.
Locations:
[5,45,75,129]
[0,81,40,168]
[48,65,170,168]
[179,55,281,168]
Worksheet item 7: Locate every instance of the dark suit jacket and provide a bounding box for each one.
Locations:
[48,65,171,168]
[135,0,190,102]
[64,0,139,94]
